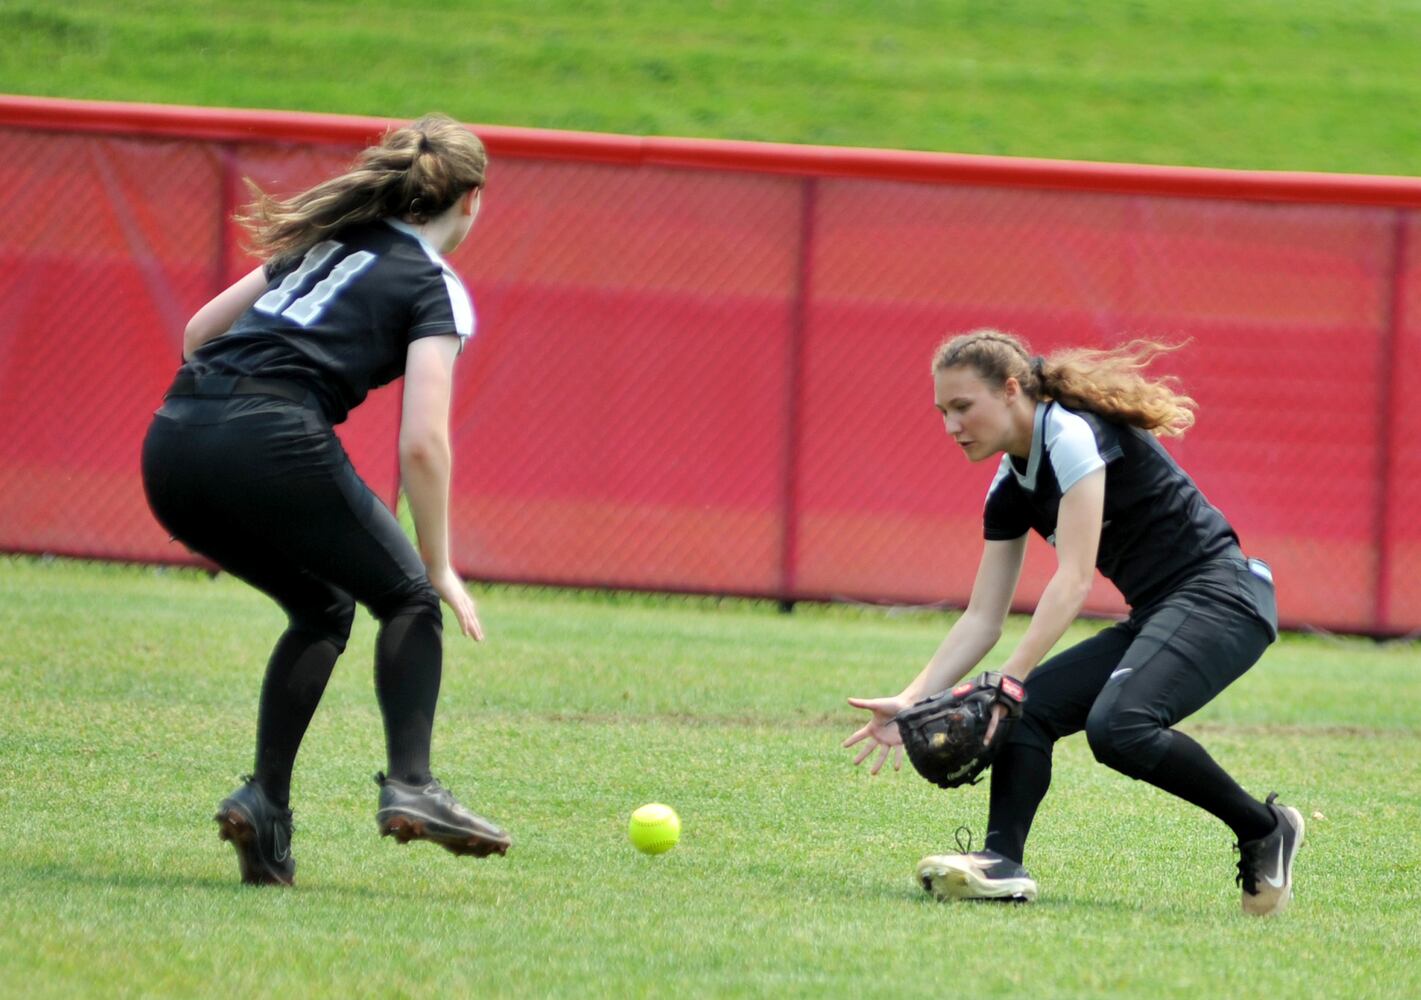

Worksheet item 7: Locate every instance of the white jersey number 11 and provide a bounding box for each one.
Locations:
[254,241,377,327]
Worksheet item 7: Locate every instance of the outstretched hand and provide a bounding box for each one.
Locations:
[843,695,909,775]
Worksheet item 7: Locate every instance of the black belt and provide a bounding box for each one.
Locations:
[166,373,313,407]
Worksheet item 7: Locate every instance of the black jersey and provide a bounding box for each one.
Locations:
[186,220,474,423]
[982,401,1240,609]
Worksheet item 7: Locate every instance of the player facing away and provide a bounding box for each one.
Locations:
[843,330,1303,915]
[141,114,510,887]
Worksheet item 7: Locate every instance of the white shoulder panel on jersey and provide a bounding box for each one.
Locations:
[437,263,475,341]
[1044,405,1105,494]
[385,219,477,344]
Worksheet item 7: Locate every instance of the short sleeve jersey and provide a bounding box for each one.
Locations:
[185,219,474,423]
[982,401,1240,609]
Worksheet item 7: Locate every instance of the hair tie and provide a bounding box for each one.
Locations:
[1030,355,1046,380]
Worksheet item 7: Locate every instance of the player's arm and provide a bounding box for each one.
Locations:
[400,334,483,640]
[996,467,1105,681]
[843,535,1026,774]
[182,265,268,360]
[898,534,1027,703]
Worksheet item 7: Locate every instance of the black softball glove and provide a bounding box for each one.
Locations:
[893,671,1026,789]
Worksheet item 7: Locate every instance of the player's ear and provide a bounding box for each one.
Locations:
[461,188,481,216]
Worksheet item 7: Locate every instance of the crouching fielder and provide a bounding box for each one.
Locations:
[844,330,1302,915]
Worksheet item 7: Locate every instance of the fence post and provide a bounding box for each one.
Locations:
[778,176,818,608]
[1373,209,1409,630]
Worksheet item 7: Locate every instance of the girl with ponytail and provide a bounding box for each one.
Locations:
[844,329,1302,916]
[142,114,510,887]
[237,113,488,262]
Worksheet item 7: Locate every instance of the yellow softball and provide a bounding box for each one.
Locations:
[628,803,681,855]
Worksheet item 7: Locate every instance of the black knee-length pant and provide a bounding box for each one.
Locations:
[141,391,444,797]
[984,554,1278,860]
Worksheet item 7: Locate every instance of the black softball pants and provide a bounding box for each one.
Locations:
[141,393,444,805]
[984,556,1279,863]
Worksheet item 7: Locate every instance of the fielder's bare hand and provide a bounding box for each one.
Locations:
[429,565,484,640]
[843,695,908,775]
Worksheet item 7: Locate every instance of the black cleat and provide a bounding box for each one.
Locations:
[374,772,511,858]
[214,776,294,887]
[1237,792,1304,916]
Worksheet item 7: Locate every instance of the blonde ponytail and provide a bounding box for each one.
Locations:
[932,329,1196,437]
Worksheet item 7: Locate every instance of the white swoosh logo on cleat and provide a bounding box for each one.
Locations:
[1263,841,1286,888]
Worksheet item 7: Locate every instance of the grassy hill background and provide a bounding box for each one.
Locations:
[3,0,1420,174]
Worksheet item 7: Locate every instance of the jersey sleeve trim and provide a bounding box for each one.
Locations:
[984,526,1031,540]
[439,264,475,342]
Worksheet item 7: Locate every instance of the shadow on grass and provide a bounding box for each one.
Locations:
[12,860,499,904]
[887,881,1213,917]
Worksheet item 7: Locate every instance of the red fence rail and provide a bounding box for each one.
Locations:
[2,95,1419,634]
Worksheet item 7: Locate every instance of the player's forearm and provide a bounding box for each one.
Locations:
[399,437,454,570]
[998,570,1092,680]
[900,613,1002,703]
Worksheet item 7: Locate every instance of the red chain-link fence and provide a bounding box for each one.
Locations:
[2,96,1419,634]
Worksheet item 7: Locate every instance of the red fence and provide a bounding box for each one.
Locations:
[2,95,1420,634]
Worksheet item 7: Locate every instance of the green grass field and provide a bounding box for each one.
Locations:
[3,0,1421,173]
[2,556,1418,998]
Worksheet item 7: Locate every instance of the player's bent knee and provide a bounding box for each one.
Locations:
[370,580,441,625]
[1005,711,1055,755]
[1084,709,1163,778]
[288,597,356,651]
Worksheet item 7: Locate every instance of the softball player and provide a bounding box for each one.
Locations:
[844,329,1303,915]
[142,114,508,886]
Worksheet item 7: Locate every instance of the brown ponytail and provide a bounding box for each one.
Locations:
[236,113,487,261]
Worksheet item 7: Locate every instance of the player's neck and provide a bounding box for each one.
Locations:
[1003,398,1038,459]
